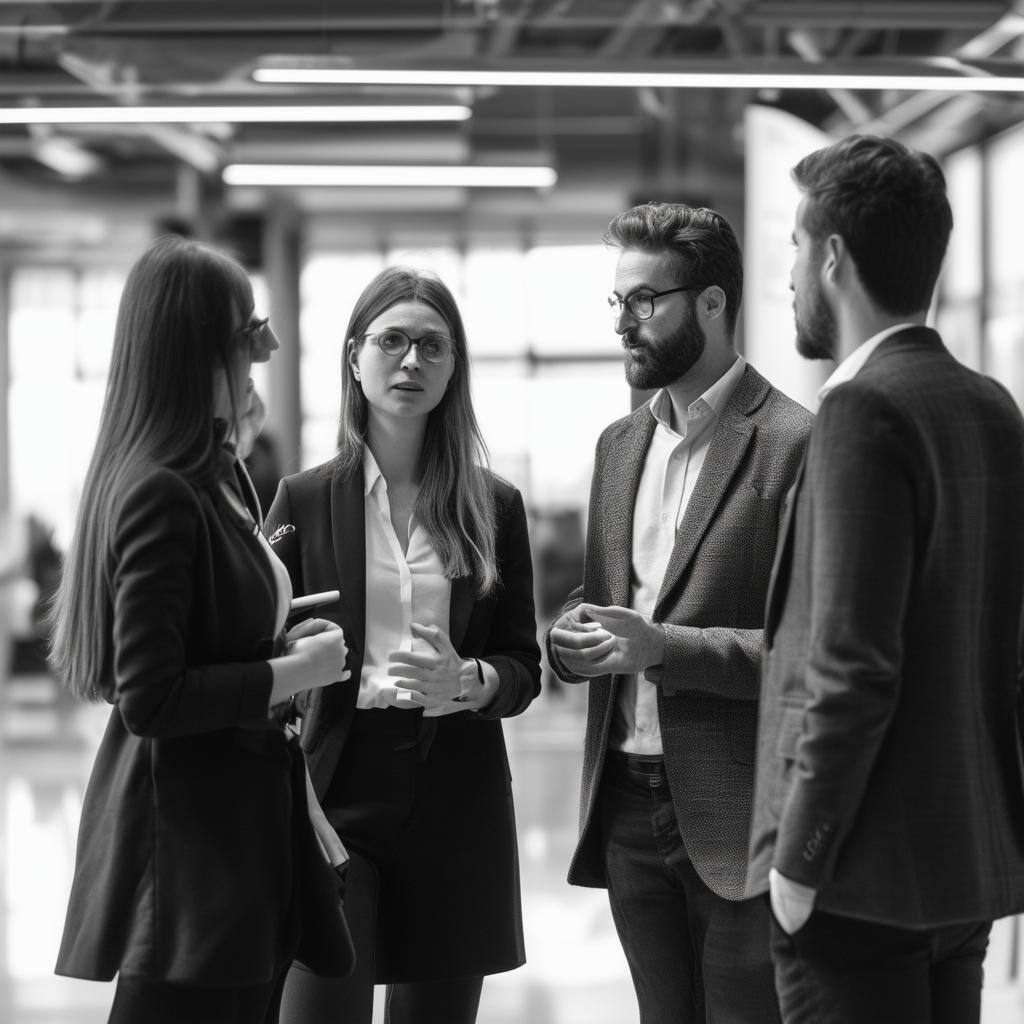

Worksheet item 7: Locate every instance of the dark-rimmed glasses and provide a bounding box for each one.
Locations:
[359,329,454,364]
[607,285,707,321]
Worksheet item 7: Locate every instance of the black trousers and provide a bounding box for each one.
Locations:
[599,751,781,1024]
[108,962,291,1024]
[770,909,991,1024]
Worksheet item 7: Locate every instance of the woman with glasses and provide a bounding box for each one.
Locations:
[267,266,541,1024]
[51,235,352,1024]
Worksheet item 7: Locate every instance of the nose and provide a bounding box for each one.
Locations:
[400,342,422,370]
[613,306,633,335]
[253,323,280,362]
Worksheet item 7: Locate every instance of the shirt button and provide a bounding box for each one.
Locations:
[661,514,668,522]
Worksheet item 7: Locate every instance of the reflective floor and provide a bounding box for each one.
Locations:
[2,670,1022,1024]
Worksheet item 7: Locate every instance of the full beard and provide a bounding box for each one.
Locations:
[794,278,837,361]
[622,307,707,390]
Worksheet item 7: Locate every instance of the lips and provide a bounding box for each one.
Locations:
[392,381,424,391]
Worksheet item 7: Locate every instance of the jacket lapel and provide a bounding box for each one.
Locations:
[653,366,761,617]
[589,410,656,609]
[449,576,476,650]
[330,464,366,657]
[763,450,807,644]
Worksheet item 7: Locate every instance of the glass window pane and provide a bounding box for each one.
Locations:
[525,246,619,357]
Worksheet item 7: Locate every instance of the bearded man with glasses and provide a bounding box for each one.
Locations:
[547,202,812,1024]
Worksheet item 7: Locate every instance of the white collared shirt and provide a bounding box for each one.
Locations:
[817,323,919,403]
[357,447,452,709]
[611,354,747,755]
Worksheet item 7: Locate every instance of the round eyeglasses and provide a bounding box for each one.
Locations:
[607,285,707,321]
[360,329,454,364]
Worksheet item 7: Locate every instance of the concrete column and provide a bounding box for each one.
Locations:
[262,200,303,475]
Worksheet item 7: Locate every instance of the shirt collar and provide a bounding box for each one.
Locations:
[362,445,384,497]
[649,354,746,434]
[818,323,918,402]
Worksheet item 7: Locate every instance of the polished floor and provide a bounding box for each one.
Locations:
[2,670,1022,1024]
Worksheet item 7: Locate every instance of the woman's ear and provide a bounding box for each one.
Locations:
[346,339,361,381]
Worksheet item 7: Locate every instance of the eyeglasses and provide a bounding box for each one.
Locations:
[236,315,271,345]
[359,329,454,364]
[606,285,707,321]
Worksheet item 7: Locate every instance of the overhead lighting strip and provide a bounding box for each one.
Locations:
[253,67,1024,93]
[222,164,557,188]
[0,105,472,125]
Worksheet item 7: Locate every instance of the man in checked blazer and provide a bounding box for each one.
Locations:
[746,135,1024,1024]
[548,202,812,1024]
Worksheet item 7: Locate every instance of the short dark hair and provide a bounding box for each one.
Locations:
[792,135,952,316]
[604,202,743,334]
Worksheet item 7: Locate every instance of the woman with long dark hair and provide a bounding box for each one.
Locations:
[267,266,541,1024]
[52,235,352,1024]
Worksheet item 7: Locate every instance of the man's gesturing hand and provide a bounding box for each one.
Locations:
[549,604,664,678]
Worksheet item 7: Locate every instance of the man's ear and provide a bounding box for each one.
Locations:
[822,234,844,283]
[701,285,727,322]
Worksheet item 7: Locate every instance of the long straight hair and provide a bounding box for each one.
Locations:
[336,266,498,596]
[49,235,255,700]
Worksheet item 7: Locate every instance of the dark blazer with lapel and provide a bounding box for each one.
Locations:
[549,364,812,899]
[747,328,1024,928]
[264,458,541,802]
[56,458,349,986]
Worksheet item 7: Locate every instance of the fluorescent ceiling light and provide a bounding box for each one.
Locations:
[222,164,557,188]
[254,67,1024,94]
[0,105,471,125]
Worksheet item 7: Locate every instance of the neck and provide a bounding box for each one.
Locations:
[365,412,426,486]
[662,341,737,433]
[836,303,927,364]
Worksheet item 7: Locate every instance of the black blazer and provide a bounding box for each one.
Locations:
[56,458,349,986]
[747,329,1024,927]
[264,457,541,799]
[547,364,813,899]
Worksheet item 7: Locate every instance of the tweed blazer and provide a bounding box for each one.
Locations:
[56,458,350,986]
[550,363,812,899]
[747,328,1024,928]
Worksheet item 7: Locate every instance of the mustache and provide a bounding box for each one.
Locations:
[621,332,645,351]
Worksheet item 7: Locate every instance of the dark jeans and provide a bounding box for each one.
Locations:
[108,963,290,1024]
[599,750,781,1024]
[770,909,991,1024]
[279,845,483,1024]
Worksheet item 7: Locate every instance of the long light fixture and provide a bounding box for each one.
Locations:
[253,66,1024,94]
[0,104,471,125]
[222,164,557,188]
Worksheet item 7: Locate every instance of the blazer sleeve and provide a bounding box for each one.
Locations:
[655,626,764,702]
[774,385,913,887]
[110,468,273,738]
[473,487,542,720]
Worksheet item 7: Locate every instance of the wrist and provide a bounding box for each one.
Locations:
[645,621,666,668]
[453,658,478,703]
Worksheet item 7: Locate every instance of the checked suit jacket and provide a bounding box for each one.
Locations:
[551,363,812,900]
[747,327,1024,928]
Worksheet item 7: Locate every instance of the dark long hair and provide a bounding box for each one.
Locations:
[336,266,498,596]
[49,235,254,699]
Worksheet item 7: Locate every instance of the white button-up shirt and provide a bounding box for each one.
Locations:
[610,355,747,755]
[356,447,452,709]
